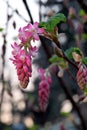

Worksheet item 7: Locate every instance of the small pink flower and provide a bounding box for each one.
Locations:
[11,42,21,56]
[18,22,44,43]
[39,80,50,112]
[47,75,52,84]
[29,46,38,57]
[38,68,45,80]
[26,22,44,41]
[76,62,87,90]
[18,27,32,43]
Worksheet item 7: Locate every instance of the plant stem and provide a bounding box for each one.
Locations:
[58,76,86,130]
[53,38,78,70]
[22,0,34,24]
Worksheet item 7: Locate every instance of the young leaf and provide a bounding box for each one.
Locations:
[39,22,47,30]
[65,47,82,60]
[47,13,66,32]
[39,13,66,32]
[65,47,74,59]
[49,55,68,68]
[49,54,59,63]
[81,57,87,65]
[73,47,82,55]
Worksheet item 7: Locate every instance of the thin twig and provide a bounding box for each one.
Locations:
[22,0,34,24]
[66,69,76,81]
[58,76,86,130]
[53,38,78,70]
[3,0,28,22]
[39,0,42,21]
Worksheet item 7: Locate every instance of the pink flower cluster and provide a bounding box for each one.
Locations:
[18,22,44,43]
[76,62,87,90]
[10,22,44,88]
[38,68,52,112]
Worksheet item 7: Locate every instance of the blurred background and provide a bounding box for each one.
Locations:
[0,0,87,130]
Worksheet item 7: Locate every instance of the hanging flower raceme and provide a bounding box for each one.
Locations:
[76,62,87,90]
[38,68,52,112]
[10,22,45,88]
[10,42,32,88]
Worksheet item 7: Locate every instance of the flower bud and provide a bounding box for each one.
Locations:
[76,63,87,90]
[38,80,50,112]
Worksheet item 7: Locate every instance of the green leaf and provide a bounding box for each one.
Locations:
[47,13,66,32]
[79,9,86,16]
[49,54,59,63]
[65,47,74,59]
[39,13,66,32]
[60,112,70,117]
[65,47,82,59]
[49,54,64,63]
[49,55,67,68]
[0,28,3,32]
[73,47,82,55]
[39,22,47,30]
[82,33,87,40]
[84,85,87,93]
[81,57,87,65]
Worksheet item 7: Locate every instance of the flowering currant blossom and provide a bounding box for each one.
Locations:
[39,80,50,112]
[11,42,21,56]
[38,68,52,112]
[10,21,45,88]
[10,42,32,88]
[76,62,87,90]
[18,22,44,43]
[18,27,32,43]
[29,46,38,57]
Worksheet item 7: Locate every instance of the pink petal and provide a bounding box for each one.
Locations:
[33,22,39,28]
[38,28,44,34]
[23,65,28,73]
[33,33,39,41]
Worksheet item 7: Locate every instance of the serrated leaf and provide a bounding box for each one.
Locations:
[73,48,82,55]
[39,22,47,30]
[49,54,64,63]
[65,47,74,59]
[49,55,68,68]
[81,57,87,65]
[47,13,66,32]
[65,47,82,60]
[39,13,66,32]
